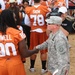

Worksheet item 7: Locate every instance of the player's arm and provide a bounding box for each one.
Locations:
[18,38,39,58]
[24,14,30,27]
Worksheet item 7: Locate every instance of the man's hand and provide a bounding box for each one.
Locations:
[33,47,39,53]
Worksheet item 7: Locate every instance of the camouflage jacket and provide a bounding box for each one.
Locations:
[36,29,70,73]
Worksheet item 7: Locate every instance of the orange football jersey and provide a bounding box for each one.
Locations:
[0,27,26,66]
[54,0,66,7]
[41,1,51,7]
[25,5,51,32]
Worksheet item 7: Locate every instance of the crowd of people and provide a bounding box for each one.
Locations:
[0,0,75,75]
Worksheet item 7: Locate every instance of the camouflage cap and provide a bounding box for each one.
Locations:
[45,16,62,25]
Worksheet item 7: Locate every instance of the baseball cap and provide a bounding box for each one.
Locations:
[45,16,62,25]
[58,6,67,14]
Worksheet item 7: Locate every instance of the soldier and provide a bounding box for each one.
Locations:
[35,16,70,75]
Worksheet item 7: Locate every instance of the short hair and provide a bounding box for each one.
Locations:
[0,9,17,34]
[22,0,29,4]
[34,0,40,3]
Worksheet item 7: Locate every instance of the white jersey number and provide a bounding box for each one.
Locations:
[0,43,17,57]
[30,14,44,26]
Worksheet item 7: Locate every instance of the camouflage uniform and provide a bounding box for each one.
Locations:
[36,30,70,75]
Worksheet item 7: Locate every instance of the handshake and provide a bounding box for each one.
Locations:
[33,46,40,54]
